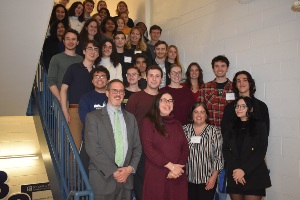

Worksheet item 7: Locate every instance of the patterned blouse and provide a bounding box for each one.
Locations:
[183,123,223,184]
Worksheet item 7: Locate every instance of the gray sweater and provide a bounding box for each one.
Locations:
[47,52,83,90]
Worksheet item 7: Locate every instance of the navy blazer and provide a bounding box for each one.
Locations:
[222,119,271,190]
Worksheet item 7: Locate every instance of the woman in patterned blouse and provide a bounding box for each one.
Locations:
[183,102,223,200]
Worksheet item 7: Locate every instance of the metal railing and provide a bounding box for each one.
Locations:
[32,61,94,200]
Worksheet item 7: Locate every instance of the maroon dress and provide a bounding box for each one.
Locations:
[160,86,195,125]
[141,115,189,200]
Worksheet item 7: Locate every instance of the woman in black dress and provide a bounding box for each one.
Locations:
[222,96,271,200]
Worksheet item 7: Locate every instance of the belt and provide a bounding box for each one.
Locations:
[69,104,79,108]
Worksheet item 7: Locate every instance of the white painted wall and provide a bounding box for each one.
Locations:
[0,0,53,116]
[61,0,145,24]
[153,0,300,199]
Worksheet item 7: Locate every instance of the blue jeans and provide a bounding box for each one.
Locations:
[214,173,227,200]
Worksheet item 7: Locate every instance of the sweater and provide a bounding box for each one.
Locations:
[47,52,83,90]
[98,57,123,81]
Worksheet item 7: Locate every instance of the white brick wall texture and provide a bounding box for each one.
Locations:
[153,0,300,199]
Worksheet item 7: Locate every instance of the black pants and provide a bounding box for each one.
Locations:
[188,182,216,200]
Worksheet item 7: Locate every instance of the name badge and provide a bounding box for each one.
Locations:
[190,136,200,143]
[124,56,132,63]
[226,93,235,101]
[134,50,142,54]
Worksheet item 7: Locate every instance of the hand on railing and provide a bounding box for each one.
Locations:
[63,110,71,123]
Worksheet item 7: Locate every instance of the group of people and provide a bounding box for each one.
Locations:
[44,1,271,200]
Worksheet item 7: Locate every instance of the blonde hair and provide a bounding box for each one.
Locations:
[116,1,129,15]
[126,27,147,51]
[167,45,182,68]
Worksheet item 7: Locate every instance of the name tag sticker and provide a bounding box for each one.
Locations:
[226,93,235,100]
[124,56,132,63]
[191,136,200,143]
[134,50,142,54]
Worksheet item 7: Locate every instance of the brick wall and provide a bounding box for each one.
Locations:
[153,0,300,199]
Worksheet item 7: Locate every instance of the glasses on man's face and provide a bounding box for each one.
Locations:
[94,75,107,79]
[170,71,182,76]
[126,73,138,77]
[115,37,126,41]
[234,104,247,110]
[160,98,174,104]
[86,46,99,52]
[109,89,125,95]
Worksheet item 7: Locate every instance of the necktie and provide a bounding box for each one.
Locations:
[114,110,124,166]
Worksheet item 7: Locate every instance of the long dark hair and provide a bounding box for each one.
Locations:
[98,39,120,67]
[146,92,172,137]
[49,20,69,40]
[185,62,203,89]
[68,2,84,22]
[234,96,253,119]
[80,19,101,45]
[101,17,117,34]
[232,96,258,137]
[49,4,68,25]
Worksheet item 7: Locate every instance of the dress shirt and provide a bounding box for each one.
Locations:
[107,104,128,167]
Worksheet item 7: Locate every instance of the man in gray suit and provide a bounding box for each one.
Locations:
[85,79,142,200]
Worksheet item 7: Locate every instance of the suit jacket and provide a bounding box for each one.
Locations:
[85,106,142,195]
[222,119,271,190]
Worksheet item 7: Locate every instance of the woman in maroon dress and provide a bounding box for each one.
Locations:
[141,92,189,200]
[160,64,195,125]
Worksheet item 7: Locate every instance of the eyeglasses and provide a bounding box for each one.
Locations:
[94,75,107,79]
[109,89,125,95]
[126,73,138,77]
[170,71,182,76]
[234,104,247,110]
[86,46,99,52]
[115,37,126,41]
[160,98,174,104]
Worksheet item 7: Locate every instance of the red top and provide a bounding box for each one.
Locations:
[160,86,195,125]
[181,82,200,102]
[125,90,157,129]
[141,115,189,200]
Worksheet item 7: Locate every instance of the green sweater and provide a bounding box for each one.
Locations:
[47,52,83,90]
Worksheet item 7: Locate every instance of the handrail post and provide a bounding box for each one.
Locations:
[32,58,94,200]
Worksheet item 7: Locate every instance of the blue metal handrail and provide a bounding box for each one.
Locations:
[32,60,94,200]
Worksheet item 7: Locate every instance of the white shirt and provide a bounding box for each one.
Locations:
[99,57,123,81]
[69,16,84,33]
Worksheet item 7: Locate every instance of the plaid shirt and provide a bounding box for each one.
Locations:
[199,79,234,130]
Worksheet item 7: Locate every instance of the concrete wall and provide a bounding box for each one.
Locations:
[153,0,300,199]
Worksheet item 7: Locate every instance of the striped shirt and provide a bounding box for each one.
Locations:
[183,124,223,184]
[199,79,233,130]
